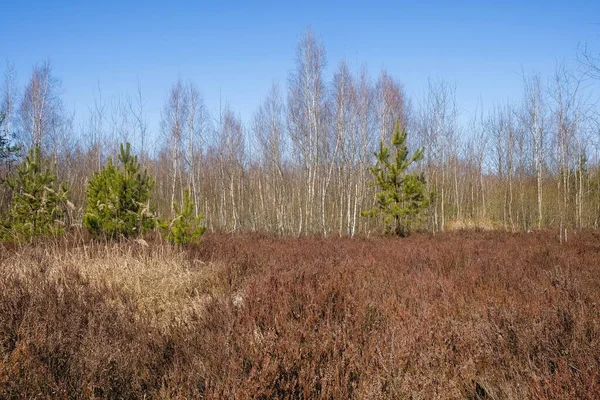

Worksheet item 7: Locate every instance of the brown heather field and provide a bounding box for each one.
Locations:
[0,230,599,399]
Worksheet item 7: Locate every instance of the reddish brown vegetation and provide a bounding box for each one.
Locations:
[1,230,599,398]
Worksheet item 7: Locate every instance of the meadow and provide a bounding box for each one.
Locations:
[0,230,599,399]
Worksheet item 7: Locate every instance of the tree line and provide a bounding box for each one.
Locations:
[1,29,600,238]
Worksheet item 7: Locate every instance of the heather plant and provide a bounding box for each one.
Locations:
[364,120,430,236]
[1,231,599,398]
[84,142,155,239]
[160,187,206,245]
[0,145,68,242]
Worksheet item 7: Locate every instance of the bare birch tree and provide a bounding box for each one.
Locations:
[521,73,547,229]
[19,61,64,151]
[287,27,327,235]
[217,106,244,231]
[252,82,287,233]
[184,82,210,217]
[161,79,187,216]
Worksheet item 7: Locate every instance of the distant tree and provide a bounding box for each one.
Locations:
[161,80,187,216]
[580,42,600,79]
[288,27,328,234]
[252,82,286,233]
[520,73,547,229]
[1,63,20,166]
[84,142,154,239]
[364,121,429,236]
[0,113,19,165]
[216,106,245,231]
[417,79,459,233]
[19,61,64,150]
[160,187,205,245]
[1,145,68,241]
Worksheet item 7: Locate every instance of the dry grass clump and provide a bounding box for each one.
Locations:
[1,230,599,398]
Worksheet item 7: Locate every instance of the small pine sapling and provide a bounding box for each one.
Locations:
[1,145,68,241]
[161,187,206,245]
[84,143,155,239]
[363,121,430,236]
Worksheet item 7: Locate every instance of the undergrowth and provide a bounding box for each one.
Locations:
[0,230,599,398]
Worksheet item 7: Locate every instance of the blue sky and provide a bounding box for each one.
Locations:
[1,0,599,137]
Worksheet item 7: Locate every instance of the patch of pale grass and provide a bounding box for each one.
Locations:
[0,242,224,332]
[446,218,497,231]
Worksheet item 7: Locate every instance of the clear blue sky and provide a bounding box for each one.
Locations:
[1,0,599,137]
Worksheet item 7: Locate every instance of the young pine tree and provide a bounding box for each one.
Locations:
[1,145,68,241]
[161,187,206,245]
[84,142,155,239]
[363,121,430,236]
